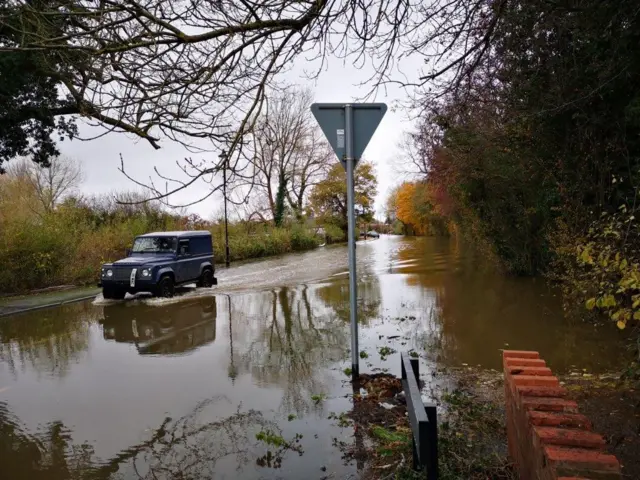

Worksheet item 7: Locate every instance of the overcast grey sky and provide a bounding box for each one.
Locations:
[58,52,421,220]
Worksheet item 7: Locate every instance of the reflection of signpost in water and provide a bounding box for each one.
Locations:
[311,103,387,378]
[226,294,237,383]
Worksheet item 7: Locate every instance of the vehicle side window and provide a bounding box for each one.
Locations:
[189,236,212,255]
[179,239,190,255]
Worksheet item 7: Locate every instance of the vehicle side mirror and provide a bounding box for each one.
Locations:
[126,249,131,257]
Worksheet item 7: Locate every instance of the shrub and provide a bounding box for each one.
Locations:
[323,223,345,244]
[555,205,640,332]
[0,178,322,294]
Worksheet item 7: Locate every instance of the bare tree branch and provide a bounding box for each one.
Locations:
[1,0,505,203]
[239,86,332,222]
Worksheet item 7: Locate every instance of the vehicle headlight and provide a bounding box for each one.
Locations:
[106,269,113,277]
[141,269,150,277]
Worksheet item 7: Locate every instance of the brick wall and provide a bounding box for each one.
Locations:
[503,350,621,480]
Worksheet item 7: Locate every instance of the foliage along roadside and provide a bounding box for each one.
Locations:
[386,181,451,237]
[0,173,321,295]
[309,160,377,235]
[0,155,383,296]
[385,1,640,351]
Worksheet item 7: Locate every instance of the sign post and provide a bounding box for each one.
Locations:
[311,102,387,378]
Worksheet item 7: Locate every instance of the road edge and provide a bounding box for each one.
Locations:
[0,292,100,319]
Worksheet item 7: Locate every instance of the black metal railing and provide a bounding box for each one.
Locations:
[400,352,438,479]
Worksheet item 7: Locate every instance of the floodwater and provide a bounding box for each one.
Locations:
[0,236,625,479]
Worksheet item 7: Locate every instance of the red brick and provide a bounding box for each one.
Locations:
[545,445,621,476]
[505,357,547,368]
[504,354,621,480]
[521,396,579,413]
[512,375,560,387]
[516,385,567,398]
[535,426,606,449]
[508,365,553,376]
[503,350,540,359]
[528,411,592,430]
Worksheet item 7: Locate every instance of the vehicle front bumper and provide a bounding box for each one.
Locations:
[99,275,218,288]
[98,278,156,292]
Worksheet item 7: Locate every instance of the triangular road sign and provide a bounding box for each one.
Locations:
[311,103,387,164]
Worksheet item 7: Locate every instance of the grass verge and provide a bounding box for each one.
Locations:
[343,369,515,480]
[561,371,640,479]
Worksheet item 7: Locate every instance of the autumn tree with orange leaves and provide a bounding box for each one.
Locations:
[389,181,448,236]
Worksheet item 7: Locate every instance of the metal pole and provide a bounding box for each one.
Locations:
[221,150,230,268]
[345,104,359,378]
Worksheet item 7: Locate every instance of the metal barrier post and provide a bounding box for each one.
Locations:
[425,403,439,480]
[400,352,438,479]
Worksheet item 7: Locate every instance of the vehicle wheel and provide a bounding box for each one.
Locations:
[197,268,214,288]
[103,287,126,300]
[156,275,175,298]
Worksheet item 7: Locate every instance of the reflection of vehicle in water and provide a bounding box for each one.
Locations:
[99,298,216,355]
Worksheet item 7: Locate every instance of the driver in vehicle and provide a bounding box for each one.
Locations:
[159,238,172,252]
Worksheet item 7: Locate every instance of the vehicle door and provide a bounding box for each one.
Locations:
[176,239,193,283]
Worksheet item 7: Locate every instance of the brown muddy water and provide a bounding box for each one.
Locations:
[0,236,625,479]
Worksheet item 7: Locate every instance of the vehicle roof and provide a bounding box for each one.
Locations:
[137,231,211,238]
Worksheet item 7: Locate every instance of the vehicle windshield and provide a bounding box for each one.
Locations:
[131,236,177,254]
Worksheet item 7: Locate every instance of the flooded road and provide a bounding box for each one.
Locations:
[0,235,625,479]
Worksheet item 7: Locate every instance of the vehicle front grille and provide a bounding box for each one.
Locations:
[112,267,133,281]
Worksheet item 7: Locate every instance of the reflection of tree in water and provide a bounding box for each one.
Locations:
[0,302,97,379]
[315,275,382,327]
[394,237,498,363]
[127,398,275,479]
[0,401,97,480]
[231,285,349,414]
[1,397,293,480]
[393,237,611,370]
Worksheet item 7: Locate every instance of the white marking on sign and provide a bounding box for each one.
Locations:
[337,129,345,148]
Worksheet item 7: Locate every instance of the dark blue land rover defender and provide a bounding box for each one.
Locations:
[99,231,217,299]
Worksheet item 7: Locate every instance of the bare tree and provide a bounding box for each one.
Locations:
[8,156,83,214]
[385,184,400,222]
[232,190,271,224]
[1,0,503,204]
[287,127,333,217]
[399,130,431,178]
[245,87,331,222]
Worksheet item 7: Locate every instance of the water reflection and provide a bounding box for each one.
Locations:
[316,276,382,326]
[228,286,349,415]
[0,398,297,480]
[100,298,217,355]
[392,237,624,371]
[0,401,98,480]
[0,302,96,379]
